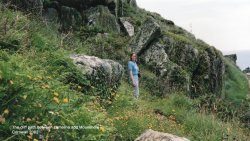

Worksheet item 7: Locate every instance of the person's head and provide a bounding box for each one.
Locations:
[130,53,137,61]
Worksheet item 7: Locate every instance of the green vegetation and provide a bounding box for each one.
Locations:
[107,80,249,140]
[224,58,249,104]
[0,3,249,141]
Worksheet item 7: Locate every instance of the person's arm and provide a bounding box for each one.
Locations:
[130,70,136,87]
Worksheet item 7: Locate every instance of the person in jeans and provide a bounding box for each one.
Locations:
[128,53,139,99]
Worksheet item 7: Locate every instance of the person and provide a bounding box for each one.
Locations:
[128,53,139,99]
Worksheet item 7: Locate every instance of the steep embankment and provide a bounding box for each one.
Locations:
[0,0,249,140]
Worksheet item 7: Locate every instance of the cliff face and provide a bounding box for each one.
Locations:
[5,0,225,97]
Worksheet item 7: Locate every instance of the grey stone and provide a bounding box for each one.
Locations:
[130,17,161,55]
[142,42,169,76]
[43,8,58,21]
[84,5,120,33]
[243,67,250,73]
[70,55,123,86]
[135,129,190,141]
[119,17,134,36]
[224,54,237,64]
[128,0,137,7]
[60,6,82,30]
[3,0,43,14]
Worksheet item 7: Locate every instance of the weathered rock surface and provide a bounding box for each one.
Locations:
[119,17,134,36]
[131,17,224,96]
[243,67,250,73]
[130,17,161,55]
[135,129,190,141]
[70,55,123,87]
[60,6,82,30]
[84,5,120,33]
[43,8,58,21]
[3,0,43,14]
[224,54,237,64]
[53,0,116,11]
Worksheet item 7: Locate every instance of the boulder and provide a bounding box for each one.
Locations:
[43,8,58,21]
[53,0,116,11]
[163,37,199,72]
[135,129,190,141]
[243,67,250,73]
[191,47,224,96]
[130,17,161,55]
[119,17,134,36]
[139,31,224,96]
[70,55,123,88]
[3,0,43,14]
[224,54,237,64]
[142,41,169,76]
[60,6,82,30]
[128,0,137,7]
[84,5,120,33]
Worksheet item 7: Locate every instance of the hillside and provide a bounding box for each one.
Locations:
[0,0,249,140]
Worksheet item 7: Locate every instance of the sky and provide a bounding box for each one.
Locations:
[136,0,250,70]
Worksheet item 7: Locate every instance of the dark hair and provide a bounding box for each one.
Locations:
[130,52,137,61]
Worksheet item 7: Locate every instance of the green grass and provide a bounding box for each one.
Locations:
[106,81,249,141]
[224,58,249,104]
[0,3,249,141]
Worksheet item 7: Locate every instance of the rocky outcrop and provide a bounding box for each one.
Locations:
[3,0,43,14]
[128,0,137,7]
[53,0,116,11]
[44,8,58,21]
[60,6,82,30]
[243,67,250,73]
[119,17,134,36]
[132,17,224,96]
[224,54,237,64]
[84,5,120,33]
[130,17,161,55]
[70,55,123,88]
[191,47,224,96]
[135,129,190,141]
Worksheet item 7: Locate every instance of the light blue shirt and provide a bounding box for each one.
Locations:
[128,61,139,75]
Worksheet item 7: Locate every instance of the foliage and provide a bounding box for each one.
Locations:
[0,2,249,141]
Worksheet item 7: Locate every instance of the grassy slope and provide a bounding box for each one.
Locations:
[108,69,249,141]
[224,58,249,104]
[0,5,249,141]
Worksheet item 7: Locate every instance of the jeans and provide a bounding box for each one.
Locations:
[133,75,139,98]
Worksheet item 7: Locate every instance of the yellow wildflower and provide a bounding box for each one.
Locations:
[0,115,6,124]
[53,97,60,104]
[34,139,39,141]
[107,100,112,104]
[63,98,69,103]
[99,126,105,132]
[23,95,27,100]
[9,80,14,85]
[27,135,32,139]
[227,127,231,133]
[37,76,42,80]
[44,84,50,89]
[47,76,52,79]
[27,75,32,79]
[26,118,32,122]
[37,103,42,108]
[53,92,59,97]
[3,109,9,115]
